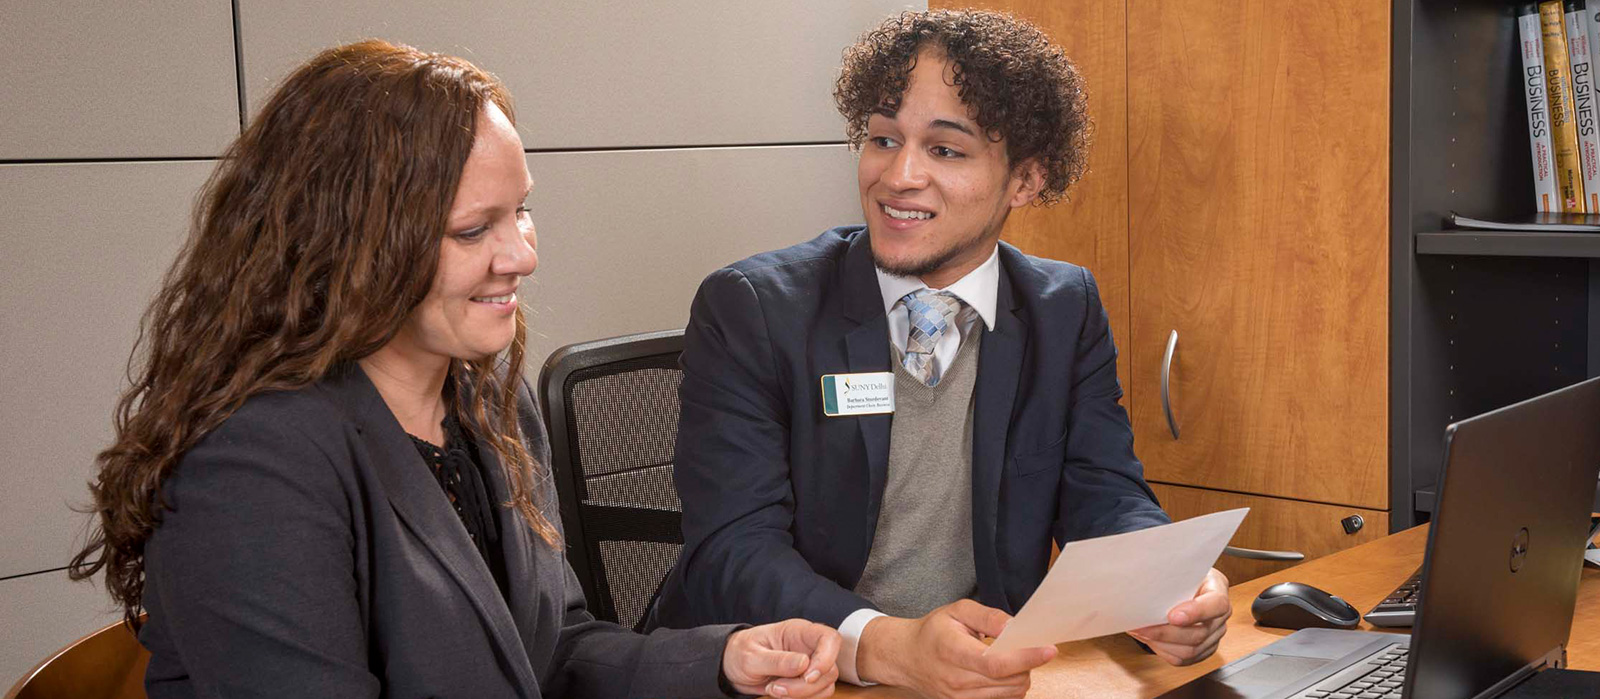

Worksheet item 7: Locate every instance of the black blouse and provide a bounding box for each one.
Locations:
[408,413,509,596]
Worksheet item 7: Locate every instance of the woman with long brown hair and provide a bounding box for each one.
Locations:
[68,39,839,698]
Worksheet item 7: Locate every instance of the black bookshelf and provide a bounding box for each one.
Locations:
[1416,230,1600,256]
[1393,0,1599,528]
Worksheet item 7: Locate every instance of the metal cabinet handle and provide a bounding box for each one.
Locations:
[1161,329,1180,439]
[1223,545,1306,561]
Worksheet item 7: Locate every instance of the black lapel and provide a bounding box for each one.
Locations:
[971,244,1030,610]
[329,365,539,696]
[840,232,895,550]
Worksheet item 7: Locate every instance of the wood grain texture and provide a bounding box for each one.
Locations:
[929,0,1133,399]
[1125,0,1391,508]
[1151,482,1390,583]
[833,525,1600,698]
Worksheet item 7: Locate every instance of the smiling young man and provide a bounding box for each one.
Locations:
[650,10,1232,699]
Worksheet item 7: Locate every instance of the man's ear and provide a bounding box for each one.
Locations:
[1008,159,1046,208]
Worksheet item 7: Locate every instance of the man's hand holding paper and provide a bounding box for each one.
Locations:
[1129,567,1234,666]
[986,508,1248,662]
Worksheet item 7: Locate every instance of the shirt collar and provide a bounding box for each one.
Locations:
[874,245,1000,331]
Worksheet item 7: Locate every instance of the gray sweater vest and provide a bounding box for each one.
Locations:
[852,334,981,617]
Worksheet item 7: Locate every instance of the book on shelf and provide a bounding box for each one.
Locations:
[1448,211,1600,232]
[1522,4,1561,212]
[1566,1,1600,212]
[1540,1,1588,211]
[1536,1,1587,211]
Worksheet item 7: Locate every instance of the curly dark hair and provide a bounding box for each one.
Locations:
[834,9,1091,205]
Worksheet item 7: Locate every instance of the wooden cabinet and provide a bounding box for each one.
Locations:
[1151,484,1389,583]
[1125,0,1390,511]
[936,0,1393,579]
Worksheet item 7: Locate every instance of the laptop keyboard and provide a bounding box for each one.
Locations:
[1294,643,1408,698]
[1362,568,1422,627]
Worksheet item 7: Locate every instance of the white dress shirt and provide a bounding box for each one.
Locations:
[836,245,1001,685]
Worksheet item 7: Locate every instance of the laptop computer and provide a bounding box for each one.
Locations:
[1363,493,1600,628]
[1158,375,1600,699]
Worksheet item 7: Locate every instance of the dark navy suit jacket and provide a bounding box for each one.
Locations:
[650,226,1170,630]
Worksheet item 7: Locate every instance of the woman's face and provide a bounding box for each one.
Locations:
[392,103,536,366]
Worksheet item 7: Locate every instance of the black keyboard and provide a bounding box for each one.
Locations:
[1295,644,1409,698]
[1362,567,1422,628]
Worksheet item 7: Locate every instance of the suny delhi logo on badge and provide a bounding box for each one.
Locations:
[840,376,887,395]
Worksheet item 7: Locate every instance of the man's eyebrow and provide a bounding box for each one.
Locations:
[872,107,898,118]
[929,118,976,137]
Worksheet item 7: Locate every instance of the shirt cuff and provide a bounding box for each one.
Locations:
[837,608,888,686]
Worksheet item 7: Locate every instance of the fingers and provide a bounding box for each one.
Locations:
[767,662,840,699]
[1201,567,1230,592]
[781,619,842,678]
[1168,590,1232,628]
[725,621,843,696]
[944,599,1013,639]
[1135,600,1230,645]
[931,601,1056,680]
[805,623,841,679]
[1166,570,1232,627]
[1130,606,1229,668]
[740,646,812,681]
[978,644,1058,678]
[729,620,844,699]
[1131,622,1211,647]
[1132,630,1224,667]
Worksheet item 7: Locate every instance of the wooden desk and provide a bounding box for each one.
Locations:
[834,525,1600,698]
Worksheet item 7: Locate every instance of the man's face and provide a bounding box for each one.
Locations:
[858,49,1038,288]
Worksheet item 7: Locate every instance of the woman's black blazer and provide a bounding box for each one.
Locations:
[138,364,735,698]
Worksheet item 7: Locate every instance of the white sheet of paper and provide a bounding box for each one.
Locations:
[986,508,1249,654]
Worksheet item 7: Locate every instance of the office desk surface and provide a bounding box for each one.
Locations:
[832,524,1600,698]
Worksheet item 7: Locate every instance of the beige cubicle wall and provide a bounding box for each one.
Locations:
[0,0,920,685]
[520,144,861,365]
[0,161,215,580]
[237,0,904,148]
[0,2,239,160]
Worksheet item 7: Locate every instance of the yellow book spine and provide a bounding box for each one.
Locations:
[1542,1,1587,212]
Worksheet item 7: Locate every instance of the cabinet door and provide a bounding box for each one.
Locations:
[930,0,1133,395]
[1150,483,1389,584]
[1126,0,1390,509]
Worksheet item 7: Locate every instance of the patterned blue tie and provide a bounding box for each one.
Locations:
[899,289,964,386]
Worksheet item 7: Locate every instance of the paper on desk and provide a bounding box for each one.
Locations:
[986,508,1248,654]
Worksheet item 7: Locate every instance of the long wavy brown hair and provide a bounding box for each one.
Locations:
[69,39,559,627]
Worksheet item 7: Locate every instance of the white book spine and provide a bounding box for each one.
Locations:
[1524,9,1560,212]
[1567,3,1600,212]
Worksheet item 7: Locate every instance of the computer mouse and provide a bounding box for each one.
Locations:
[1250,581,1361,630]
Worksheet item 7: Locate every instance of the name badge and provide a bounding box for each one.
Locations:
[821,372,895,417]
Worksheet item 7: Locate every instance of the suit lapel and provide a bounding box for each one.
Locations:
[331,366,539,697]
[840,233,895,554]
[971,245,1030,610]
[477,429,545,690]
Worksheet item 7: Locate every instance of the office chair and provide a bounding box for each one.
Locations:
[5,616,148,699]
[539,330,686,632]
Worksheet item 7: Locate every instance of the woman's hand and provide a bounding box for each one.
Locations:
[722,619,841,698]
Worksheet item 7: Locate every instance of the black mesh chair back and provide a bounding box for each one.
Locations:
[538,330,685,632]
